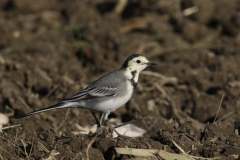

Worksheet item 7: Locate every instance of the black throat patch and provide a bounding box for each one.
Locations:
[130,71,137,90]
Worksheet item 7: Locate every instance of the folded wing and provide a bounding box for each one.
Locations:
[64,86,117,102]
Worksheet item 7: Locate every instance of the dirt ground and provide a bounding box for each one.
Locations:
[1,0,240,159]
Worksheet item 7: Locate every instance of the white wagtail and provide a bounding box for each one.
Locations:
[17,54,156,139]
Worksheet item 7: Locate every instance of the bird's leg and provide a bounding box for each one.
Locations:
[91,112,102,135]
[103,112,132,139]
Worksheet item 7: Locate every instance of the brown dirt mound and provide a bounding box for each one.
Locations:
[1,0,240,159]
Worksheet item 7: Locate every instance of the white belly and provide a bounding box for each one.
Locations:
[95,82,133,112]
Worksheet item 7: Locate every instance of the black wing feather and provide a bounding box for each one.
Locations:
[63,87,117,102]
[17,86,117,119]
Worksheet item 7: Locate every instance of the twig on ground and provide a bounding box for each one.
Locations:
[0,55,5,64]
[216,111,234,123]
[42,85,59,99]
[37,142,50,153]
[114,0,128,14]
[73,152,83,160]
[0,146,11,156]
[21,140,29,159]
[142,71,178,85]
[18,97,30,109]
[166,132,186,155]
[37,142,58,160]
[35,67,52,83]
[15,128,18,142]
[131,99,141,113]
[115,148,158,157]
[148,117,160,130]
[173,133,192,141]
[56,108,70,131]
[183,6,199,16]
[2,124,21,130]
[42,150,60,160]
[154,82,167,96]
[165,132,220,160]
[120,19,149,33]
[86,136,97,160]
[154,82,184,121]
[5,105,14,115]
[0,135,25,155]
[137,41,162,56]
[50,22,99,34]
[214,94,225,123]
[29,138,34,157]
[149,26,222,57]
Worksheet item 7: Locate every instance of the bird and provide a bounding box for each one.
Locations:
[17,54,157,139]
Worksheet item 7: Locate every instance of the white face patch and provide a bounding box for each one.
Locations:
[127,56,149,72]
[124,56,149,80]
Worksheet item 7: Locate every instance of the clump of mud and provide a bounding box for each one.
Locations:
[1,0,240,159]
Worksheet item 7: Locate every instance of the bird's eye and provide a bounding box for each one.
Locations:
[136,60,141,63]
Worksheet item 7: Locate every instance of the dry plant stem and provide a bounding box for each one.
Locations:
[86,136,97,160]
[137,41,161,56]
[149,26,222,58]
[56,108,70,131]
[0,55,5,64]
[216,111,234,123]
[2,124,21,130]
[18,97,30,109]
[73,152,83,160]
[0,135,25,155]
[21,140,29,159]
[0,146,11,156]
[115,148,158,157]
[15,129,18,142]
[37,142,57,160]
[38,142,50,153]
[165,132,220,160]
[154,82,183,120]
[182,134,192,142]
[149,43,219,57]
[114,0,128,14]
[29,138,34,157]
[214,94,225,123]
[154,82,166,96]
[148,117,160,130]
[42,85,59,99]
[131,99,141,112]
[5,105,14,114]
[166,132,186,155]
[215,140,240,150]
[141,71,178,85]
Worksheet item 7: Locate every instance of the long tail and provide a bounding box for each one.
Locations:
[17,102,71,120]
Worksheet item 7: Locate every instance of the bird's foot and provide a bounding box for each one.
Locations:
[95,127,102,136]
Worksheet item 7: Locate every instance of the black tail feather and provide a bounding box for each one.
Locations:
[17,103,65,120]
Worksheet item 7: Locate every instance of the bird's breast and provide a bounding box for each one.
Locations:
[92,81,134,113]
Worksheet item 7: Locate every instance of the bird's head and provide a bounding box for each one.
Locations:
[121,54,157,72]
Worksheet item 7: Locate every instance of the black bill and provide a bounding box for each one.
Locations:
[146,61,157,65]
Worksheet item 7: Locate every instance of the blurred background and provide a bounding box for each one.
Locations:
[1,0,240,159]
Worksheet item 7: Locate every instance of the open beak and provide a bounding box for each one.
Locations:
[146,61,157,66]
